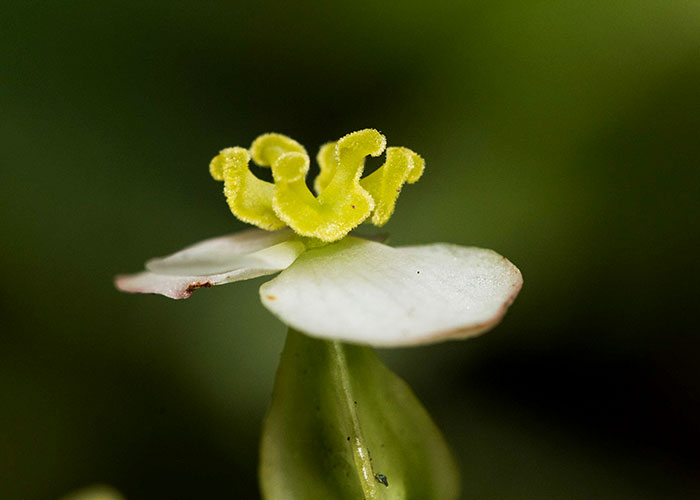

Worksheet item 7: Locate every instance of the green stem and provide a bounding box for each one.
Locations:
[329,340,379,500]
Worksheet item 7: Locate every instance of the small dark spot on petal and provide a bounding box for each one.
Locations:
[351,205,356,209]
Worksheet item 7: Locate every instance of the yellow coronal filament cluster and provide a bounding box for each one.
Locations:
[209,129,424,242]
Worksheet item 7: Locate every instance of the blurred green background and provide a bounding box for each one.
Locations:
[2,1,699,499]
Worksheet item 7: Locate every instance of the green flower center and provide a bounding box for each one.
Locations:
[210,129,424,242]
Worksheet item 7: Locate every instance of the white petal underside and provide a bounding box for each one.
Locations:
[259,238,522,347]
[115,228,304,299]
[146,228,296,275]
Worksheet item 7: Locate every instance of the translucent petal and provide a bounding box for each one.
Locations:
[116,228,305,299]
[260,238,522,346]
[146,228,296,275]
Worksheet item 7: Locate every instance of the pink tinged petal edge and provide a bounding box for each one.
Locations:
[115,228,304,299]
[115,268,283,300]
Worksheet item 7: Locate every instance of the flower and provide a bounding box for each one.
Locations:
[115,129,522,347]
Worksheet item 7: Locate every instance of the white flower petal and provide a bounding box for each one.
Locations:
[116,228,305,299]
[259,237,522,347]
[146,227,296,275]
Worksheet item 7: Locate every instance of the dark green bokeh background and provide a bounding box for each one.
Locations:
[2,1,699,499]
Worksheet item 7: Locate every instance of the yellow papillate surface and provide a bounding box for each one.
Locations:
[211,129,423,241]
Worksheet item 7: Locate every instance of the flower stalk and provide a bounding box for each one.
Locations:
[259,330,460,500]
[330,339,381,500]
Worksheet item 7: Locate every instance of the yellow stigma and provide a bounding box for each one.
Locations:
[210,129,424,242]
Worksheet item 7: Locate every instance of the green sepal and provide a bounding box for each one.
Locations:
[259,330,460,500]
